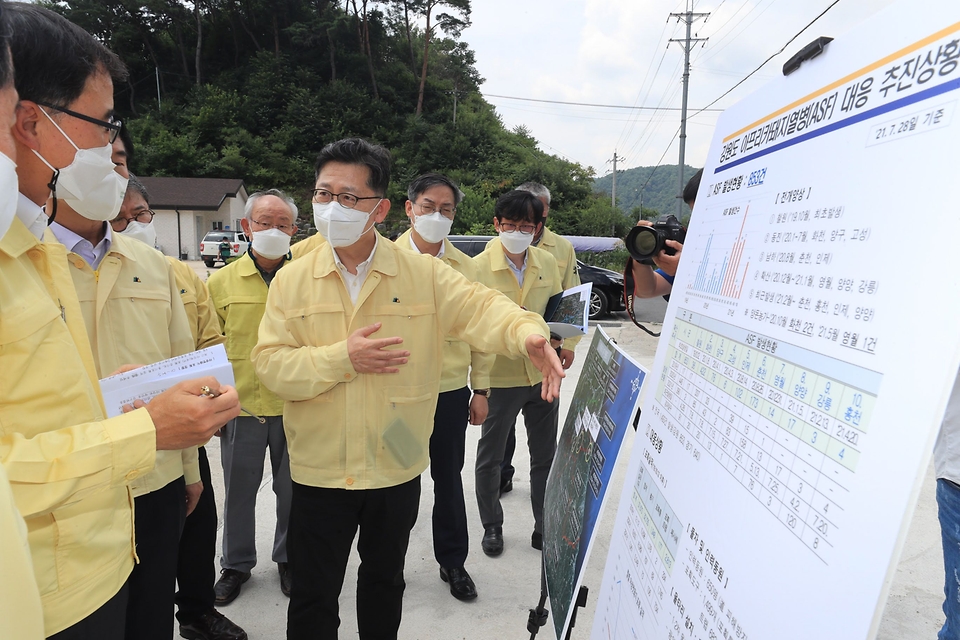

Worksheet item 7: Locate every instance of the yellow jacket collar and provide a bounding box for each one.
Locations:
[0,216,39,259]
[313,231,399,279]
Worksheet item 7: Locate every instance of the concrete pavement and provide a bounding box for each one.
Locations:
[182,261,944,639]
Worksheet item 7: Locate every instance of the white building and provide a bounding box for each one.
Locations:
[137,177,248,260]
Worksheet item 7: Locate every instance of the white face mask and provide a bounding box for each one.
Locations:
[251,227,292,259]
[0,152,18,242]
[313,200,379,248]
[32,108,128,221]
[499,229,534,255]
[412,211,453,244]
[121,220,157,248]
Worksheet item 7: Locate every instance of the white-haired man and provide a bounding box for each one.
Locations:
[207,189,298,604]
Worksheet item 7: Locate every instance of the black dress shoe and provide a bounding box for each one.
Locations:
[531,530,543,551]
[481,526,503,557]
[278,562,292,598]
[213,569,250,606]
[179,608,248,640]
[499,479,513,496]
[439,566,478,601]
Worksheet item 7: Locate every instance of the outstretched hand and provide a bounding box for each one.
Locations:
[525,334,565,401]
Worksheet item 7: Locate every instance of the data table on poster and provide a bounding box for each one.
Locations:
[654,308,881,563]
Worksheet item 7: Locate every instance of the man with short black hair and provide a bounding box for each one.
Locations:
[473,190,564,556]
[253,138,565,639]
[4,5,240,638]
[396,172,493,601]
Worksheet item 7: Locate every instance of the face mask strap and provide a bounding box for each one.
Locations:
[46,169,60,225]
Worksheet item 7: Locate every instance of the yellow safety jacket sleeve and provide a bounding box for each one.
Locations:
[1,410,156,518]
[395,230,498,393]
[0,463,44,640]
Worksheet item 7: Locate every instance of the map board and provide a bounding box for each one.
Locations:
[544,327,647,639]
[593,3,960,639]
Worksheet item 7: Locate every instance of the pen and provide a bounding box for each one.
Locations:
[200,386,266,424]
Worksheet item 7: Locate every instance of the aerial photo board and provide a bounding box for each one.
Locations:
[544,327,647,639]
[593,2,960,639]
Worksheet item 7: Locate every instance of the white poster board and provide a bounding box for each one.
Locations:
[593,4,960,639]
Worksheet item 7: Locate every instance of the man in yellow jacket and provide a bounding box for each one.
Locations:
[4,5,240,638]
[111,168,247,640]
[48,160,199,640]
[395,172,495,602]
[207,189,298,605]
[473,190,564,557]
[252,138,565,640]
[498,181,582,496]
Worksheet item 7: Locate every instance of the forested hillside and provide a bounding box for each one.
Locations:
[45,0,631,238]
[594,163,700,224]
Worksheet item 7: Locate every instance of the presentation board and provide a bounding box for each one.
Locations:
[593,3,960,639]
[544,328,647,639]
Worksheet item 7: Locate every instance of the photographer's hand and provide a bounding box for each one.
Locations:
[652,239,683,277]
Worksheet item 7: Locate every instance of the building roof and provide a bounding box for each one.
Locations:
[137,177,247,211]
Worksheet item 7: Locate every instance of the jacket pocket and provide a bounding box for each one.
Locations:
[377,382,437,470]
[25,513,59,596]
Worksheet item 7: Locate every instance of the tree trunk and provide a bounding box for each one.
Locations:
[415,3,434,116]
[327,28,337,81]
[126,78,138,117]
[403,1,417,78]
[272,12,281,56]
[351,0,378,99]
[194,0,203,85]
[174,24,191,79]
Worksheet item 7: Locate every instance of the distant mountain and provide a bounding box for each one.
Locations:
[594,163,700,221]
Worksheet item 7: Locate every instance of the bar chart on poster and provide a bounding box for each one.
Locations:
[593,3,960,639]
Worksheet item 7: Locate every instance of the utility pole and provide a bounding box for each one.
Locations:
[608,150,626,210]
[155,67,162,110]
[669,0,708,215]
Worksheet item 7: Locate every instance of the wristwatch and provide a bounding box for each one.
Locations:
[473,389,491,398]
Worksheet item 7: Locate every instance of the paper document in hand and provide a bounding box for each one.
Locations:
[99,344,236,418]
[544,282,592,338]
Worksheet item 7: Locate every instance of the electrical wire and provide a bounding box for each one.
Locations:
[483,93,723,112]
[692,0,842,116]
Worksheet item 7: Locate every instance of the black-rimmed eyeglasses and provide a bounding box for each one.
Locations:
[111,209,155,231]
[36,101,123,144]
[312,189,382,210]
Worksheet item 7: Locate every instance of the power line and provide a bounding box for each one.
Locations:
[692,0,842,116]
[483,93,723,112]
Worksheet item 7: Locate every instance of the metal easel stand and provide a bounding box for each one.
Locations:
[527,556,590,640]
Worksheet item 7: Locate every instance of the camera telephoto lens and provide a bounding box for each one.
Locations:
[625,225,662,262]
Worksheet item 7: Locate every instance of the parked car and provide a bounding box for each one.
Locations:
[199,230,248,268]
[576,260,626,320]
[446,235,626,320]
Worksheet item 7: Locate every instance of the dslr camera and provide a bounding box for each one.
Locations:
[624,214,686,265]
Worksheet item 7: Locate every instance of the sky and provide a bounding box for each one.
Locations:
[462,0,899,178]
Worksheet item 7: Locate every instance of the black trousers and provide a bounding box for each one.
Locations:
[287,477,421,640]
[429,386,471,568]
[176,446,218,622]
[501,425,517,485]
[125,476,186,640]
[47,582,128,640]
